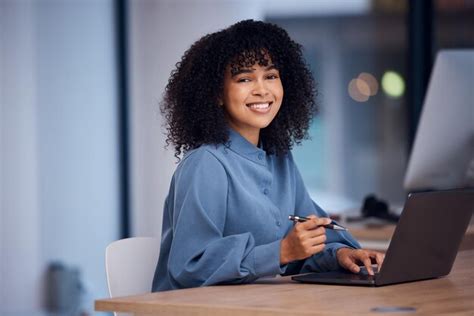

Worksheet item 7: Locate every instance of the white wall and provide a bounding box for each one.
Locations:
[129,0,263,237]
[0,0,42,312]
[36,0,120,310]
[1,0,119,314]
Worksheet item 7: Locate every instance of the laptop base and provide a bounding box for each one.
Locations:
[292,271,377,286]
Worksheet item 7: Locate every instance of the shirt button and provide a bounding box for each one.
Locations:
[258,153,264,160]
[276,221,281,226]
[263,188,269,195]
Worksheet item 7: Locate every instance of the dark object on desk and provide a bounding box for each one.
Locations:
[361,194,399,223]
[292,189,474,286]
[44,262,83,313]
[371,306,417,313]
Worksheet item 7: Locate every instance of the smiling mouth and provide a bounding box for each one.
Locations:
[246,102,273,110]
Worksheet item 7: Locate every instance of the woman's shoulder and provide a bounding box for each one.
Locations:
[169,145,229,195]
[181,143,225,162]
[176,144,227,176]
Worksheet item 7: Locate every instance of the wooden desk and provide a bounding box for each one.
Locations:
[95,249,474,316]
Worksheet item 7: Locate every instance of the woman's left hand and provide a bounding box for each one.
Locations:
[336,248,385,276]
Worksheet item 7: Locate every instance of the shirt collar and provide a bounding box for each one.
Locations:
[226,128,267,165]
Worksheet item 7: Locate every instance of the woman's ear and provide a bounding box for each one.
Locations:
[217,96,224,107]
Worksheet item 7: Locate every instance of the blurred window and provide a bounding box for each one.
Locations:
[434,0,474,51]
[268,1,409,212]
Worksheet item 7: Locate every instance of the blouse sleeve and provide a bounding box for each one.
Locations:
[289,153,361,274]
[167,149,285,289]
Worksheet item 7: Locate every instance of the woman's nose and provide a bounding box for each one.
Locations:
[251,80,269,96]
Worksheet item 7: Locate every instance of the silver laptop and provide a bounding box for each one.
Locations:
[292,189,473,286]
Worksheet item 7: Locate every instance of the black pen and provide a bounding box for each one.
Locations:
[288,215,348,231]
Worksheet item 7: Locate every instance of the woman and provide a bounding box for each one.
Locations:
[152,20,384,292]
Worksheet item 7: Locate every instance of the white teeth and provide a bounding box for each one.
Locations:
[249,103,270,109]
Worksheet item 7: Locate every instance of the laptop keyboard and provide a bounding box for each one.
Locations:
[358,266,379,276]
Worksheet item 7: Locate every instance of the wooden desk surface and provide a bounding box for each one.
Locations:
[95,249,474,316]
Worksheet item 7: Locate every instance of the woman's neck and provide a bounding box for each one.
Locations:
[229,125,260,146]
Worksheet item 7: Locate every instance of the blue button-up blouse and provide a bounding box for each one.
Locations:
[152,129,360,291]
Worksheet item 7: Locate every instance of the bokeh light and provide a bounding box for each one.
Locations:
[348,78,369,102]
[348,72,380,102]
[381,71,405,98]
[355,77,371,97]
[358,72,379,96]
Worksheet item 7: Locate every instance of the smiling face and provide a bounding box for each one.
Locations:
[222,62,284,145]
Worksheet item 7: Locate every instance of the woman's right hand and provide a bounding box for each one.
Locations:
[280,215,331,265]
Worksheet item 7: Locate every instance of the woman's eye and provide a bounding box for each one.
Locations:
[267,74,279,80]
[237,78,251,83]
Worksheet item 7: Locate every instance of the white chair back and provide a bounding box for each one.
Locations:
[105,237,160,316]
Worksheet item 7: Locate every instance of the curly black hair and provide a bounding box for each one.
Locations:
[161,19,317,158]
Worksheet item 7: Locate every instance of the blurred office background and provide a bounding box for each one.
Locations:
[1,0,473,315]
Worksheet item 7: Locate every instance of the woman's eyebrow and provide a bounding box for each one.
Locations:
[231,68,254,77]
[231,65,278,77]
